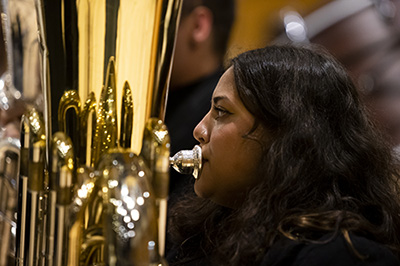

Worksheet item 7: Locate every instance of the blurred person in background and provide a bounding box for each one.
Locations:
[275,0,400,153]
[165,0,236,201]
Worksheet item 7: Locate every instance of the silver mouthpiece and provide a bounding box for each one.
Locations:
[169,145,202,179]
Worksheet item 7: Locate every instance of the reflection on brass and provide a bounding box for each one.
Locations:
[98,150,161,265]
[58,90,82,167]
[0,0,23,112]
[141,118,171,199]
[39,0,182,155]
[170,145,202,180]
[68,168,97,266]
[58,90,81,133]
[80,92,97,167]
[67,167,103,266]
[120,81,133,149]
[141,118,170,256]
[92,58,118,165]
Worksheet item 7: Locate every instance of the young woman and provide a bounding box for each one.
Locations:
[167,45,400,265]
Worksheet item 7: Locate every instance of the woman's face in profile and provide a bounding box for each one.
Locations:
[193,67,264,208]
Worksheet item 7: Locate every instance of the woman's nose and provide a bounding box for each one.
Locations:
[193,114,209,144]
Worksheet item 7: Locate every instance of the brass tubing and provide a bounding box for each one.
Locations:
[26,140,45,266]
[47,132,74,266]
[148,0,183,120]
[54,165,73,266]
[15,121,29,266]
[80,92,97,167]
[58,90,81,166]
[16,108,45,266]
[92,58,118,165]
[0,140,19,266]
[120,81,133,149]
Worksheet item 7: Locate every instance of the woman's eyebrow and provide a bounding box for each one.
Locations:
[212,96,229,105]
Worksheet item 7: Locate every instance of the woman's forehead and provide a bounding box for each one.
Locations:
[212,67,236,99]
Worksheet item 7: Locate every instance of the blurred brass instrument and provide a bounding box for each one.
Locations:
[0,0,184,265]
[0,137,19,266]
[0,0,22,112]
[0,1,30,265]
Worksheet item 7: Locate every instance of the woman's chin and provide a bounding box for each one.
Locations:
[193,179,209,199]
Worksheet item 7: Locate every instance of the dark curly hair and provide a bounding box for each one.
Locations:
[167,44,400,265]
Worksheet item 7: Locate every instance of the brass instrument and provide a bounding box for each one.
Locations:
[0,0,206,263]
[0,0,22,112]
[7,0,183,265]
[0,137,19,266]
[0,1,43,262]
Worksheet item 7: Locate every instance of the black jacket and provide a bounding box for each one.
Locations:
[167,233,400,266]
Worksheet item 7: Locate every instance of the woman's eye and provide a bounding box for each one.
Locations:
[213,106,231,120]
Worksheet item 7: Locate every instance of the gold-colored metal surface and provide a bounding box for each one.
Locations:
[92,58,118,165]
[120,81,133,149]
[11,0,182,265]
[141,118,171,199]
[39,0,182,155]
[80,92,97,167]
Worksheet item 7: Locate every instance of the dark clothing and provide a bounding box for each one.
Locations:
[167,233,400,266]
[261,234,400,266]
[165,69,223,200]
